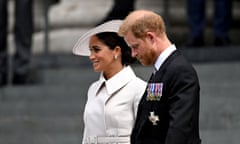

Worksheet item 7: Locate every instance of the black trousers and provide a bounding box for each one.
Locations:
[0,0,33,84]
[111,0,135,19]
[187,0,232,38]
[98,0,135,25]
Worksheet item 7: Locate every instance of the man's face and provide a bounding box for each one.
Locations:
[124,31,155,66]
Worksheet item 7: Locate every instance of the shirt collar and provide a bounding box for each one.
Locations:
[154,44,176,71]
[98,66,136,95]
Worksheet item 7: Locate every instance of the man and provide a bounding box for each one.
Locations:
[119,10,201,144]
[186,0,232,47]
[0,0,33,86]
[96,0,136,25]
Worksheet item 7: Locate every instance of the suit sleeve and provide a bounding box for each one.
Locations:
[165,64,200,144]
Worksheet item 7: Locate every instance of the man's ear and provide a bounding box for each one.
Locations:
[145,32,156,44]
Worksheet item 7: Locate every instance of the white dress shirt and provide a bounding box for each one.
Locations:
[154,44,177,71]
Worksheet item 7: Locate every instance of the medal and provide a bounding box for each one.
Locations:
[146,83,163,101]
[148,111,159,125]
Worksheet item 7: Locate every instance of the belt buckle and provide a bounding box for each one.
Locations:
[86,136,98,144]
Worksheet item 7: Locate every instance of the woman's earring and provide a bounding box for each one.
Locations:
[114,55,118,60]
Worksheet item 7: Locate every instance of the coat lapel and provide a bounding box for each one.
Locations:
[104,66,136,104]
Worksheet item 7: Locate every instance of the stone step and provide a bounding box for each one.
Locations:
[39,67,97,85]
[200,129,240,144]
[0,62,240,144]
[0,100,84,117]
[200,96,240,130]
[1,87,239,129]
[0,116,82,133]
[1,63,239,128]
[4,58,240,86]
[196,62,240,82]
[1,130,239,144]
[0,133,82,144]
[0,85,88,101]
[0,95,239,129]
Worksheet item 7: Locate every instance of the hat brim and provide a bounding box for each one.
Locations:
[72,20,123,56]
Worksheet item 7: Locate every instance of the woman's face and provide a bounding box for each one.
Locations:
[89,35,116,72]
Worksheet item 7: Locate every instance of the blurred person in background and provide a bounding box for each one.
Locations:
[185,0,232,47]
[97,0,136,25]
[0,0,33,86]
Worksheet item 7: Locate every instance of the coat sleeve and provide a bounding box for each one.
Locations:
[82,127,87,144]
[165,64,200,144]
[133,78,147,118]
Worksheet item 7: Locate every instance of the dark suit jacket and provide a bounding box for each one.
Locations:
[131,50,201,144]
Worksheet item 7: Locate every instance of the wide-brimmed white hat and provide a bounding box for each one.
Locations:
[72,20,123,56]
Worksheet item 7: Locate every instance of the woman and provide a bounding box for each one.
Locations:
[72,20,146,144]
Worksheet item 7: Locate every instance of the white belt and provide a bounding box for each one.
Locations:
[84,136,130,144]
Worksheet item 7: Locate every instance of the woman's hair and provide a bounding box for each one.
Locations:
[95,32,136,65]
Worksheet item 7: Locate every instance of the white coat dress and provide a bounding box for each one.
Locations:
[82,66,146,144]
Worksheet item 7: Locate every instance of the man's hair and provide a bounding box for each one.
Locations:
[119,10,166,38]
